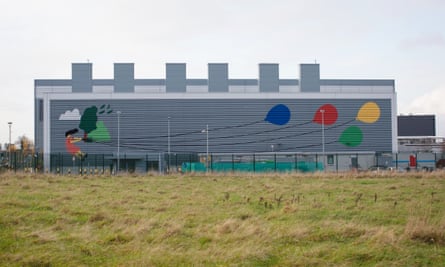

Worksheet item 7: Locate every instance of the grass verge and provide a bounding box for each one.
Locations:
[0,172,444,266]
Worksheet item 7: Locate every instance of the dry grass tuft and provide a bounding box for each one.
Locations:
[105,233,133,244]
[404,217,445,245]
[214,218,264,244]
[89,212,107,223]
[362,227,399,246]
[216,218,240,235]
[284,226,310,242]
[28,229,59,244]
[162,222,183,238]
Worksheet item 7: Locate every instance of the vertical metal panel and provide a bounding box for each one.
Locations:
[208,63,228,92]
[72,63,92,92]
[300,64,320,92]
[34,99,44,153]
[259,64,279,92]
[166,63,186,92]
[114,63,134,92]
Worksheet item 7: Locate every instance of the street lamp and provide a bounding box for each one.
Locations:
[8,122,12,168]
[320,109,325,171]
[116,111,121,174]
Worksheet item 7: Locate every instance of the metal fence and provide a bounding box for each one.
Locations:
[1,151,444,175]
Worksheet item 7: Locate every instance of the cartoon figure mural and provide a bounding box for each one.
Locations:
[60,104,113,155]
[65,128,86,159]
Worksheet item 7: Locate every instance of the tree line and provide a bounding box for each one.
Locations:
[2,135,34,155]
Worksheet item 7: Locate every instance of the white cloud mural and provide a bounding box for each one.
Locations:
[59,109,81,120]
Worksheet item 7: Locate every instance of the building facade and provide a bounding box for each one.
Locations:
[397,115,443,153]
[35,63,397,172]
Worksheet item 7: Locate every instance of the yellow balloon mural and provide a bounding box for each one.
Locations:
[356,102,380,123]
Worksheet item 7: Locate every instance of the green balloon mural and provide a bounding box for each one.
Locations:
[339,126,363,147]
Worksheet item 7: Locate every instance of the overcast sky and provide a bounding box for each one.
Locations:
[1,0,445,147]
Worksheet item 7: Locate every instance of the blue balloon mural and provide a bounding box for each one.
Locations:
[265,104,290,125]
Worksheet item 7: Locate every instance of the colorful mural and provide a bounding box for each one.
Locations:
[262,101,382,148]
[356,101,380,123]
[79,105,112,142]
[339,126,363,147]
[337,101,381,147]
[60,104,113,156]
[58,101,385,154]
[64,128,86,158]
[312,104,338,125]
[265,104,290,125]
[59,109,81,120]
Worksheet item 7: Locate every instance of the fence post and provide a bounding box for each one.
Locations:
[253,154,256,173]
[80,156,83,176]
[189,153,192,173]
[375,153,378,167]
[356,153,358,170]
[336,153,339,172]
[294,153,298,173]
[434,152,437,170]
[125,153,127,173]
[315,153,318,170]
[175,154,178,172]
[158,153,162,175]
[57,153,60,175]
[274,153,277,172]
[167,153,170,173]
[232,154,235,172]
[94,154,97,175]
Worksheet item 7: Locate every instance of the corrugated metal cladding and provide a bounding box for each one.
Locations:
[51,98,392,154]
[398,115,435,136]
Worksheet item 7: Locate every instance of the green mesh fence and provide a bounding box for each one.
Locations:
[181,161,324,173]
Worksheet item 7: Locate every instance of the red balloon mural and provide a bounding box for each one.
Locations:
[312,104,338,125]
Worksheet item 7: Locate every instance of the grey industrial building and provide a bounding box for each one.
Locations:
[34,63,397,173]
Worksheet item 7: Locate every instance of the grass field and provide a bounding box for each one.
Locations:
[0,172,444,266]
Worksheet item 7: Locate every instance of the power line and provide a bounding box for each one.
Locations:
[93,118,355,152]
